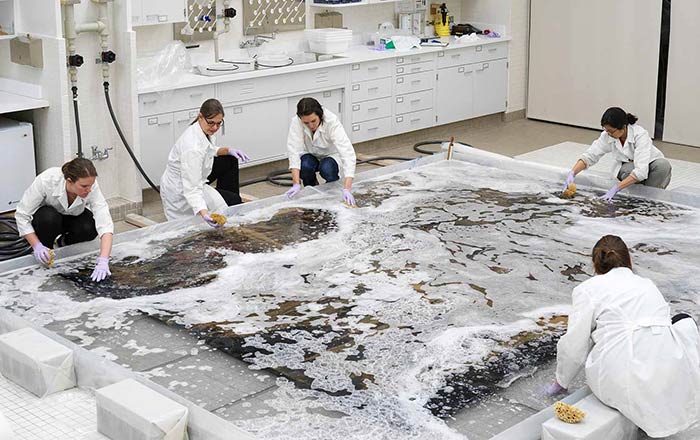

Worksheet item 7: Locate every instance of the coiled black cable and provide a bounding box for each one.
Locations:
[413,140,472,155]
[72,86,83,158]
[0,217,31,261]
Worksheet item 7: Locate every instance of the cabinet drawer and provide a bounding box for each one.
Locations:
[350,117,392,143]
[138,85,215,116]
[395,60,433,76]
[393,108,435,134]
[394,70,434,95]
[395,52,434,65]
[437,47,475,69]
[395,89,433,115]
[351,97,392,123]
[473,42,508,63]
[351,77,392,102]
[351,59,392,82]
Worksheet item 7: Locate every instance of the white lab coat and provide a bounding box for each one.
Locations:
[15,168,114,238]
[160,123,227,221]
[581,124,665,181]
[287,108,356,178]
[556,267,700,437]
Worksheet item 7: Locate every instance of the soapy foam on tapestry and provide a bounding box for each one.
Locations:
[1,160,699,440]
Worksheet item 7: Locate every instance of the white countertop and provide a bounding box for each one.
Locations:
[0,91,49,114]
[137,36,511,95]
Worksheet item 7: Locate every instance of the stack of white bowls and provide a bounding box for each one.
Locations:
[306,28,353,54]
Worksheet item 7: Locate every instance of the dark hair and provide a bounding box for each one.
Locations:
[191,98,224,125]
[296,97,324,122]
[62,158,98,182]
[592,235,632,275]
[600,107,638,130]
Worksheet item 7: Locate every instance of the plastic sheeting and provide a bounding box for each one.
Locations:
[97,378,189,440]
[136,42,193,90]
[0,327,76,397]
[0,409,12,440]
[541,394,638,440]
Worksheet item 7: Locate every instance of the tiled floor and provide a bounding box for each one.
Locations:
[0,374,107,440]
[116,117,700,234]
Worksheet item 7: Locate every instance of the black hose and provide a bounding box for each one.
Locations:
[0,217,31,261]
[103,82,160,193]
[72,86,83,158]
[256,156,417,188]
[413,140,472,155]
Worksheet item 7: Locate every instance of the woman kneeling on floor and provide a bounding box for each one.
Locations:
[547,235,700,438]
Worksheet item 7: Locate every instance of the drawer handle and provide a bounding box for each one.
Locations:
[410,67,421,72]
[411,80,421,84]
[410,118,421,123]
[368,127,379,131]
[368,107,379,111]
[368,86,379,91]
[368,66,379,71]
[158,121,172,126]
[142,99,157,104]
[189,92,203,97]
[410,57,421,62]
[410,99,421,104]
[176,117,190,123]
[352,84,361,91]
[323,91,332,97]
[451,54,460,59]
[489,47,497,52]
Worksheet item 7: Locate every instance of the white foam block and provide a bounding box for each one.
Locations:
[542,394,638,440]
[0,327,76,397]
[96,379,188,440]
[0,409,13,440]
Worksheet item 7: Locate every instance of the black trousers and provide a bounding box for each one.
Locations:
[31,205,98,248]
[207,156,242,206]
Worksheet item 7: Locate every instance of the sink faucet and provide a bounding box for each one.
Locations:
[239,30,277,48]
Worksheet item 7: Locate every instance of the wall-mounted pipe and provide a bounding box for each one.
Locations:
[213,0,233,63]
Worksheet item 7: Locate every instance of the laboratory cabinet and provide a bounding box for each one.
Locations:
[132,0,186,27]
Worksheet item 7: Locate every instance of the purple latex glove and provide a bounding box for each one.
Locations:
[90,256,111,282]
[285,183,301,199]
[563,170,575,191]
[600,184,620,201]
[543,380,568,397]
[342,189,356,206]
[202,214,221,229]
[227,148,250,163]
[32,242,51,265]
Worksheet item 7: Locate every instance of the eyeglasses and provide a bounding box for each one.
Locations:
[204,118,224,128]
[604,127,620,136]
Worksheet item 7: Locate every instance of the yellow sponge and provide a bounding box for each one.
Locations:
[561,183,577,199]
[46,249,55,268]
[210,213,227,226]
[554,401,586,424]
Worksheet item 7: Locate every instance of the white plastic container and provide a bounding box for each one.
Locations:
[306,28,353,54]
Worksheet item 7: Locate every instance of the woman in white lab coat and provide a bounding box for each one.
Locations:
[548,235,700,438]
[15,158,114,282]
[284,97,357,206]
[564,107,672,201]
[160,99,250,227]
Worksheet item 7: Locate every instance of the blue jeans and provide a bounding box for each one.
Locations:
[299,153,339,186]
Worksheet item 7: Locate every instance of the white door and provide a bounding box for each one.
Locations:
[663,0,700,147]
[219,99,288,165]
[473,58,507,117]
[436,65,474,125]
[139,114,173,188]
[528,0,662,129]
[141,0,185,25]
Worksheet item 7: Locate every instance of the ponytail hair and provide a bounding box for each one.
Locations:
[600,107,638,130]
[592,235,632,275]
[62,157,98,182]
[191,98,224,125]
